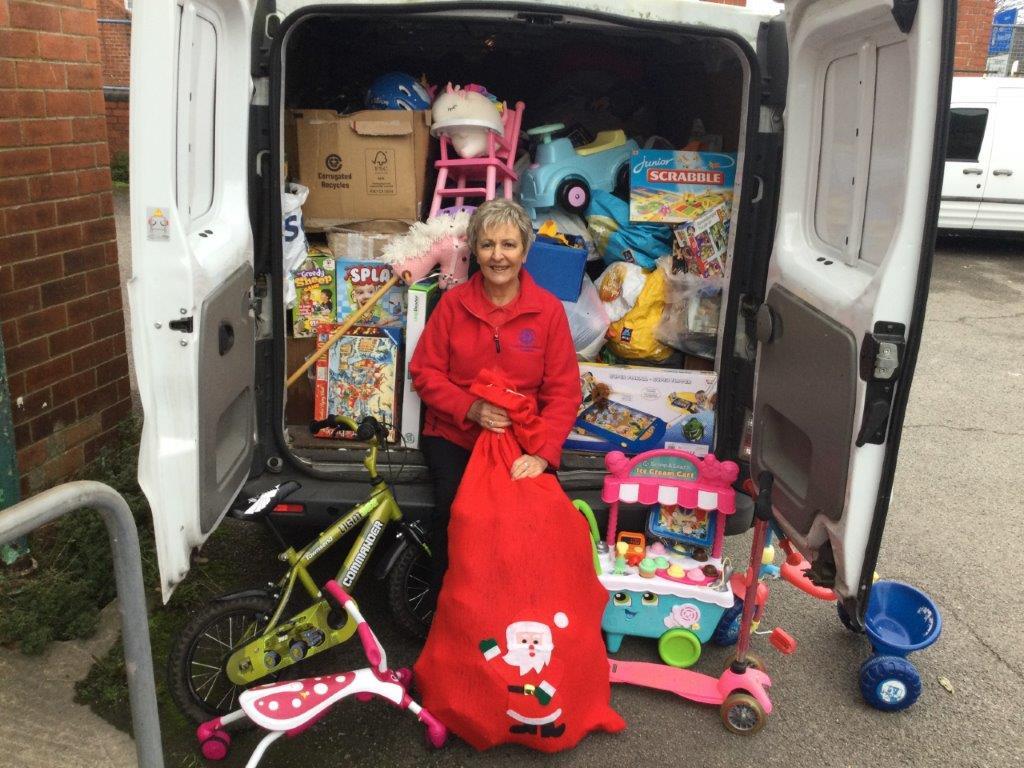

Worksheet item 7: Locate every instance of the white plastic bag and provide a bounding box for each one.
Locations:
[594,261,646,323]
[561,275,610,361]
[282,183,310,307]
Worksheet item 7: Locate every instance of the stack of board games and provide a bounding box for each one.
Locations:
[313,324,403,442]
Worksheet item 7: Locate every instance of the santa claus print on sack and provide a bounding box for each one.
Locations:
[480,614,571,738]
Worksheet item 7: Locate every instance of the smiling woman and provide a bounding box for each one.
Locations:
[409,199,581,596]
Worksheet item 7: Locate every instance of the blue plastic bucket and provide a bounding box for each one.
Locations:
[863,580,941,657]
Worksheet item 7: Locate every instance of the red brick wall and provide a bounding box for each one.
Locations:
[104,94,126,155]
[0,0,132,495]
[97,0,128,86]
[97,0,128,160]
[956,0,996,74]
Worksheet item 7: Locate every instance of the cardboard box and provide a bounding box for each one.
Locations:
[313,325,403,443]
[400,277,441,449]
[291,245,336,337]
[629,150,736,224]
[291,109,431,223]
[327,219,410,261]
[565,362,717,455]
[336,260,407,328]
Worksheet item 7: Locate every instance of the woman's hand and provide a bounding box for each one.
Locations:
[467,399,511,433]
[510,454,548,480]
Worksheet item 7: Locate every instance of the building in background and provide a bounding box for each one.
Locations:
[98,1,130,163]
[987,2,1024,74]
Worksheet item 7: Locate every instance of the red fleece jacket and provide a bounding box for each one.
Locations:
[409,271,581,468]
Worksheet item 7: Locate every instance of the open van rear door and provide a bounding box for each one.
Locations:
[129,1,257,600]
[751,1,952,616]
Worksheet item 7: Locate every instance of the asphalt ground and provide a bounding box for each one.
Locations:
[3,218,1022,767]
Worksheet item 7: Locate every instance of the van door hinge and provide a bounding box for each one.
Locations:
[169,316,194,333]
[855,322,906,446]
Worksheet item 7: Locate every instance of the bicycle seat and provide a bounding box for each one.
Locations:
[232,481,301,521]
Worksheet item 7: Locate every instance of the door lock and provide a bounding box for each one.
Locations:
[855,322,905,446]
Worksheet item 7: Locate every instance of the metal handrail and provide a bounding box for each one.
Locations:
[0,481,164,768]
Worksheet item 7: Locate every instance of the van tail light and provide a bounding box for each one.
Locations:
[273,503,305,515]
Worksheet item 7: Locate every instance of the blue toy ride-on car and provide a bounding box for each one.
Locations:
[518,123,639,219]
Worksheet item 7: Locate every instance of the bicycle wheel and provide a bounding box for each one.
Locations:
[387,543,435,640]
[167,594,276,723]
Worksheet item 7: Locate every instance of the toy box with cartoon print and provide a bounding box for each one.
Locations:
[565,362,716,455]
[336,260,406,327]
[291,245,336,337]
[629,150,736,224]
[313,324,403,442]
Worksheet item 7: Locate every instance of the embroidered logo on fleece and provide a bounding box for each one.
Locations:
[517,328,539,352]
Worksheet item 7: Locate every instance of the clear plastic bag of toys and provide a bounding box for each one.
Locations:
[656,261,724,360]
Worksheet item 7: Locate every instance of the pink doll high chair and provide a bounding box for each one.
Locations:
[196,580,447,766]
[429,84,525,217]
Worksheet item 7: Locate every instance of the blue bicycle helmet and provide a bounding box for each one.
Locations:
[365,73,432,110]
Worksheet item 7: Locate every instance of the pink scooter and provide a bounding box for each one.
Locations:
[609,475,795,735]
[196,580,447,766]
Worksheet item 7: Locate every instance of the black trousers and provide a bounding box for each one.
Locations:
[420,435,471,595]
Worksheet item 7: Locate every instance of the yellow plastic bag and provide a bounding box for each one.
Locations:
[605,265,672,362]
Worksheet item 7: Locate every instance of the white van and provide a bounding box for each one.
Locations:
[127,0,953,625]
[939,76,1024,232]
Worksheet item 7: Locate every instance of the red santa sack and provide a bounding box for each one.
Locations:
[414,370,625,752]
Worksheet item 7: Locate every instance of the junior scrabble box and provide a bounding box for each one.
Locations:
[629,150,736,224]
[566,362,717,456]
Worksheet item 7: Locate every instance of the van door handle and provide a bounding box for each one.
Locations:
[992,169,1013,177]
[961,168,983,175]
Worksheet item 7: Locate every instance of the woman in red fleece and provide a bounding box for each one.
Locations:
[409,198,581,595]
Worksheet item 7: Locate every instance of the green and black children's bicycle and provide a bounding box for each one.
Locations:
[167,415,435,724]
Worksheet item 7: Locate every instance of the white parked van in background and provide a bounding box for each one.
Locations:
[128,0,954,624]
[939,76,1024,232]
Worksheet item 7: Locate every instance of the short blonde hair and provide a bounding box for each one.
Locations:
[467,198,535,256]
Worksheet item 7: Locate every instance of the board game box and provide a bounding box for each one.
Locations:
[336,260,406,327]
[313,324,403,442]
[400,277,441,449]
[629,150,736,224]
[565,363,717,455]
[670,200,731,276]
[292,245,336,337]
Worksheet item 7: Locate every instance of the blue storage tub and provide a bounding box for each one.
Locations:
[524,234,587,301]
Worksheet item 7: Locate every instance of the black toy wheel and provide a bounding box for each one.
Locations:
[387,543,435,640]
[720,692,767,735]
[167,594,276,723]
[556,177,591,214]
[613,163,630,199]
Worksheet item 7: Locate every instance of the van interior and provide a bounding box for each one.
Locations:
[272,9,757,507]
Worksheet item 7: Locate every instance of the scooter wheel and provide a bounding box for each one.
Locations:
[725,650,766,672]
[720,692,767,735]
[200,730,231,761]
[859,654,921,711]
